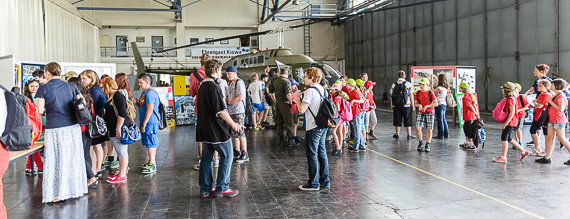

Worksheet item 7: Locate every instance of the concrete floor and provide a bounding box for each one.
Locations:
[3,109,570,218]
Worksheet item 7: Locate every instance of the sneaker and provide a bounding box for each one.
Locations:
[214,159,219,168]
[320,183,331,189]
[564,159,570,165]
[107,174,118,180]
[433,136,443,139]
[292,136,302,143]
[347,146,359,152]
[25,169,33,175]
[193,164,200,170]
[254,127,262,131]
[110,161,120,169]
[407,135,416,139]
[214,189,239,198]
[298,184,319,191]
[142,163,157,174]
[369,131,377,140]
[424,143,431,152]
[520,151,530,161]
[236,152,249,163]
[535,157,551,164]
[288,138,298,147]
[464,145,477,151]
[234,150,241,158]
[493,156,508,163]
[332,148,342,156]
[103,160,114,167]
[417,141,424,152]
[257,124,265,130]
[37,169,43,174]
[459,143,467,148]
[526,141,534,145]
[140,162,150,169]
[95,170,103,178]
[531,149,545,156]
[392,133,399,139]
[261,121,270,126]
[107,175,127,184]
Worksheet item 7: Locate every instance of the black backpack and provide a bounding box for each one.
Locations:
[148,90,168,130]
[306,86,341,128]
[391,81,408,108]
[0,85,33,151]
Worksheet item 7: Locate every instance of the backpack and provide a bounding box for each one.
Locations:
[306,87,341,128]
[391,81,408,108]
[233,79,254,115]
[361,92,371,112]
[492,97,511,122]
[148,90,168,130]
[0,85,41,151]
[518,95,529,118]
[337,97,353,122]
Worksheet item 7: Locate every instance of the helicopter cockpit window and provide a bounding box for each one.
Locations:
[295,68,304,83]
[319,64,342,85]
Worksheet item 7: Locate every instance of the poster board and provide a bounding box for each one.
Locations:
[60,62,116,79]
[152,87,175,128]
[21,62,45,89]
[174,96,195,125]
[411,66,476,127]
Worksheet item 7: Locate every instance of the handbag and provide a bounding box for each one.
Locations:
[111,93,141,144]
[89,115,107,138]
[446,89,457,107]
[67,83,91,126]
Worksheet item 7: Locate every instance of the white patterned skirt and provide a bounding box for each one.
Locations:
[42,124,87,203]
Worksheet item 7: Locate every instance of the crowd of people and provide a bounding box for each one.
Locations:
[2,56,570,212]
[388,65,570,165]
[11,62,163,204]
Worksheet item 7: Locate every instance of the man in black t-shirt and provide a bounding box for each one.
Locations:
[197,59,244,199]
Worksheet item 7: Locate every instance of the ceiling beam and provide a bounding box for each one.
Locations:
[261,0,293,24]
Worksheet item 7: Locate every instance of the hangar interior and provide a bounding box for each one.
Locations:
[1,0,570,218]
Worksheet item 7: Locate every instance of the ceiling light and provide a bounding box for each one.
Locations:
[292,0,300,5]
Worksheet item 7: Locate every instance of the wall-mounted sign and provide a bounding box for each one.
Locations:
[136,36,145,43]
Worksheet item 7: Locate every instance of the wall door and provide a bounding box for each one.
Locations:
[152,36,164,52]
[116,35,127,52]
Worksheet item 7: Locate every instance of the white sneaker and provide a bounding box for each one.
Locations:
[193,160,200,170]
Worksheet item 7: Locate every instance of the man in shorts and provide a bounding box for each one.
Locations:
[137,74,161,174]
[390,70,415,139]
[226,66,249,163]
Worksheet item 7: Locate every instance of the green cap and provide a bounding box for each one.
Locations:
[335,80,342,85]
[458,82,469,89]
[356,79,364,86]
[418,78,430,85]
[347,79,356,86]
[514,83,522,90]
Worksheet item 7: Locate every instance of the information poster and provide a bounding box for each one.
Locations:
[152,87,175,128]
[174,96,195,125]
[455,67,477,127]
[21,63,44,89]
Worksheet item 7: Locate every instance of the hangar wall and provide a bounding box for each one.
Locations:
[344,0,568,110]
[0,0,101,63]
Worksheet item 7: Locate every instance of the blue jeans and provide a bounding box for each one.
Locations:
[305,128,330,187]
[435,104,449,138]
[351,113,366,149]
[199,140,233,194]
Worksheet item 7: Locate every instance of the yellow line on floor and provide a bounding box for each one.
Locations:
[366,148,544,219]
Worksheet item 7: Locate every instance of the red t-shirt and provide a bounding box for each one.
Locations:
[342,85,350,95]
[503,96,519,126]
[349,89,362,115]
[366,91,375,111]
[333,95,343,112]
[515,95,529,118]
[534,92,551,121]
[291,92,297,114]
[462,93,478,121]
[549,94,568,123]
[415,90,437,114]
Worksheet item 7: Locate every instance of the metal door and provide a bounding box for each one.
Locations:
[116,36,127,52]
[152,36,164,52]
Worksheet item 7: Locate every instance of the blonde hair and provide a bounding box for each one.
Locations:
[79,70,100,88]
[251,73,258,81]
[537,79,551,88]
[304,67,323,84]
[502,89,515,97]
[100,78,118,98]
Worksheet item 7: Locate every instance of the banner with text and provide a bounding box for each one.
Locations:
[189,47,250,61]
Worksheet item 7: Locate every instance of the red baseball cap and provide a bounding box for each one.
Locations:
[364,81,376,88]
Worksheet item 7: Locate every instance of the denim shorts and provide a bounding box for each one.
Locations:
[548,122,566,130]
[253,103,264,112]
[141,122,159,148]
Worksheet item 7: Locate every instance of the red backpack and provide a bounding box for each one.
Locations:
[492,97,512,122]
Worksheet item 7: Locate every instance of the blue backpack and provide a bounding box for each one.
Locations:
[478,129,486,148]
